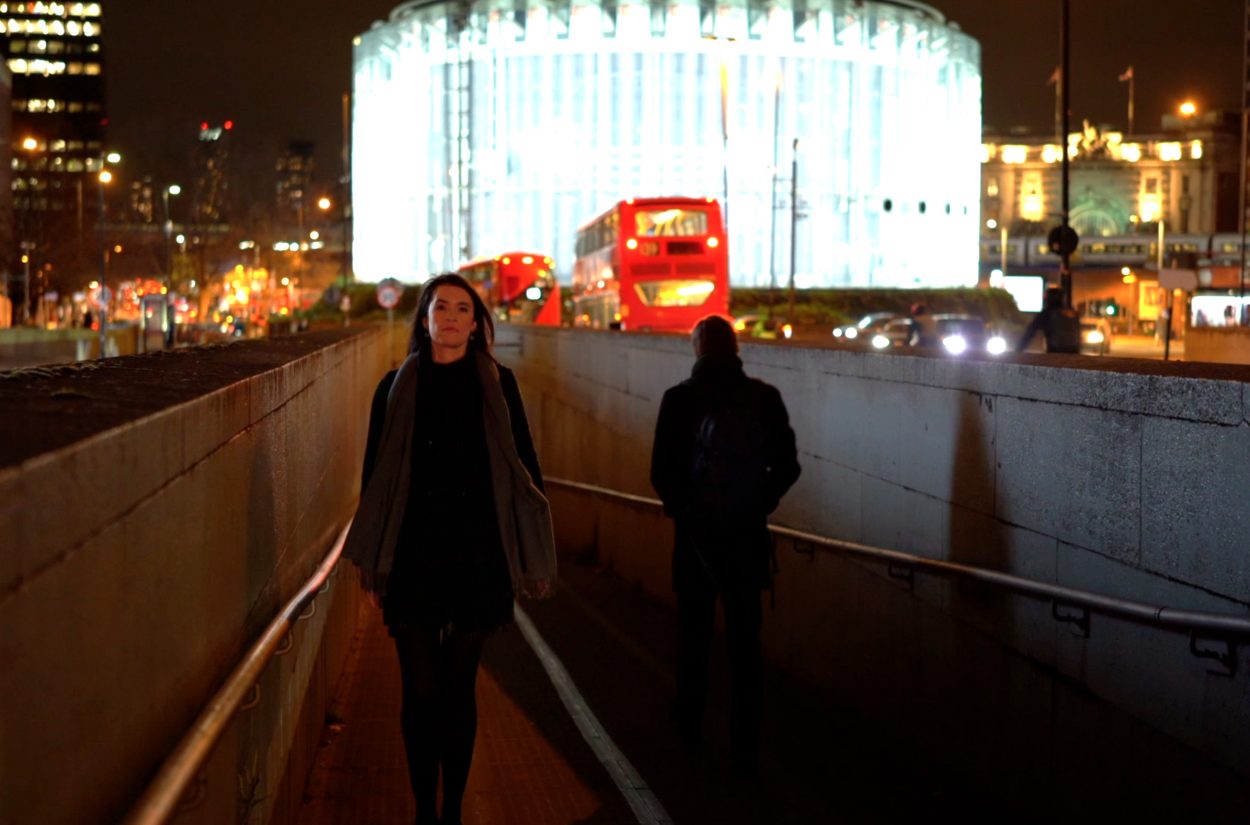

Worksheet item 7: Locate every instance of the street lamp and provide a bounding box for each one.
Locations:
[16,136,43,324]
[162,184,182,285]
[1179,100,1198,118]
[95,163,115,358]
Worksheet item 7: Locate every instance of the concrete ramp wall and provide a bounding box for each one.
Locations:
[497,325,1250,817]
[0,328,388,825]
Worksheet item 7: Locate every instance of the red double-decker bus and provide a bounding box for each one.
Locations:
[458,252,561,326]
[572,197,729,332]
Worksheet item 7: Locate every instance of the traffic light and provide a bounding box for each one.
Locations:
[1105,299,1118,317]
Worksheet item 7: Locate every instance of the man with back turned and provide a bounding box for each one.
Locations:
[650,315,801,779]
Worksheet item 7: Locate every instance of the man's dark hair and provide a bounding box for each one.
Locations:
[408,272,496,355]
[692,315,738,358]
[1044,286,1064,310]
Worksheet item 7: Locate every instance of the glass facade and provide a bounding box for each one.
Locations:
[353,0,981,287]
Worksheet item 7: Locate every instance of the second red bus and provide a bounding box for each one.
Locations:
[572,197,729,332]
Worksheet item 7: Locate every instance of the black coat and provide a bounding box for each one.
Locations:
[650,354,801,592]
[361,352,543,631]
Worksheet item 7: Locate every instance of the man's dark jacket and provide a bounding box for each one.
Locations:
[650,353,801,592]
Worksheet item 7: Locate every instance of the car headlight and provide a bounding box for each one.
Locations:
[871,334,890,349]
[942,335,968,355]
[987,336,1007,355]
[844,327,858,339]
[1086,330,1105,344]
[832,327,843,338]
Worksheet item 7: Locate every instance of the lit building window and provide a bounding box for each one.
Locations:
[1190,140,1203,160]
[1000,145,1028,164]
[986,179,999,197]
[84,61,99,74]
[1158,142,1183,162]
[1020,173,1044,221]
[980,144,993,163]
[1041,144,1061,164]
[1120,143,1142,162]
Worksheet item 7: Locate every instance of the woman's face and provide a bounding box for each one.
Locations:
[422,284,478,354]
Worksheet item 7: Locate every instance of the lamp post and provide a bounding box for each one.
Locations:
[162,183,182,287]
[18,136,41,325]
[96,167,113,358]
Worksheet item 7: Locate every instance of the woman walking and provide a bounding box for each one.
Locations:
[345,273,556,825]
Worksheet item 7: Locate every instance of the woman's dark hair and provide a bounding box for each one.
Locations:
[407,272,496,355]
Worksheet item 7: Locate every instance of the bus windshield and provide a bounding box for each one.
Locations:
[634,208,709,237]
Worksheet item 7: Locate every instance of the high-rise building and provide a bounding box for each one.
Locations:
[0,1,107,292]
[276,140,315,224]
[191,120,232,225]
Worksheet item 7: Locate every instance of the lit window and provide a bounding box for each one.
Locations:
[1120,143,1142,162]
[980,144,993,163]
[66,20,79,35]
[1190,140,1203,160]
[1041,144,1061,164]
[82,21,95,36]
[84,61,98,74]
[87,3,100,16]
[67,62,81,74]
[1000,145,1028,164]
[1158,142,1183,162]
[986,179,999,197]
[1019,173,1044,221]
[7,58,25,72]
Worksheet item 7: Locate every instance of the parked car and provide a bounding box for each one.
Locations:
[832,312,900,343]
[1080,317,1112,355]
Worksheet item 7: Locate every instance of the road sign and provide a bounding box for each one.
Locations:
[376,279,402,309]
[1047,225,1080,256]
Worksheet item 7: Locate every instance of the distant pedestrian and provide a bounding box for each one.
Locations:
[82,308,94,330]
[1016,287,1080,353]
[906,302,938,347]
[650,315,801,779]
[344,273,556,825]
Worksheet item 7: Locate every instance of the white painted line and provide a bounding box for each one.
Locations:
[514,605,673,825]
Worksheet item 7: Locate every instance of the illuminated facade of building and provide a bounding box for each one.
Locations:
[981,112,1241,243]
[352,0,982,287]
[0,1,106,291]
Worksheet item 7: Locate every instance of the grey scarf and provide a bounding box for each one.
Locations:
[343,349,557,598]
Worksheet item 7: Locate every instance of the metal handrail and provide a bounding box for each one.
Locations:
[121,520,351,825]
[546,477,1250,641]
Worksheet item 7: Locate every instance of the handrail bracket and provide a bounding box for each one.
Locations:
[887,561,915,591]
[1189,633,1237,677]
[1052,600,1091,638]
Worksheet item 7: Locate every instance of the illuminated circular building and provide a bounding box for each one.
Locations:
[352,0,981,288]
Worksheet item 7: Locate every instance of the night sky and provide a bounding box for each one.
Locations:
[104,0,1243,192]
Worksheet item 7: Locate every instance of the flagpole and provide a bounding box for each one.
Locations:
[1127,66,1135,137]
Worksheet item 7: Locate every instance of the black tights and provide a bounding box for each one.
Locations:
[393,627,487,825]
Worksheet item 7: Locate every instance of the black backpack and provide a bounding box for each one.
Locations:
[689,391,771,520]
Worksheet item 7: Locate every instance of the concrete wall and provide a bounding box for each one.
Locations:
[0,328,388,825]
[1186,325,1250,365]
[497,326,1250,817]
[0,325,139,369]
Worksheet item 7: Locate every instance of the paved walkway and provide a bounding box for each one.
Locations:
[296,560,994,825]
